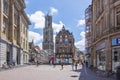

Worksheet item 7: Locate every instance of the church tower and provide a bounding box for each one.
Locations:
[42,14,54,51]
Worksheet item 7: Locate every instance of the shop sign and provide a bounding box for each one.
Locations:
[118,38,120,44]
[112,38,120,46]
[96,42,105,50]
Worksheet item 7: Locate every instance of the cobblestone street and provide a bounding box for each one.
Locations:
[0,65,116,80]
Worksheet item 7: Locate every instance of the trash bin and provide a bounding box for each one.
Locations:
[116,66,120,80]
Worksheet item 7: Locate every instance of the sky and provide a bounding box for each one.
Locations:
[25,0,91,51]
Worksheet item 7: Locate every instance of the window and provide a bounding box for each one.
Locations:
[114,51,118,62]
[2,21,6,33]
[3,0,9,15]
[26,29,28,37]
[2,18,8,33]
[21,37,23,46]
[65,35,68,44]
[116,7,120,26]
[14,9,18,25]
[21,23,23,32]
[14,27,17,40]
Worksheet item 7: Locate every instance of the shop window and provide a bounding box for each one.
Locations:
[114,51,118,62]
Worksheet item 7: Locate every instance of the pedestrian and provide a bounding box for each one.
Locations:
[75,61,78,70]
[85,60,88,67]
[53,61,56,68]
[36,60,39,66]
[2,62,9,69]
[81,59,84,67]
[71,59,74,70]
[34,57,38,66]
[60,59,64,70]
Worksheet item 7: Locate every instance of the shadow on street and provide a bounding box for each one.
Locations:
[78,65,116,80]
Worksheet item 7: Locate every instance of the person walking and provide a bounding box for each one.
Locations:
[53,60,56,68]
[71,59,74,71]
[75,61,78,70]
[60,59,64,70]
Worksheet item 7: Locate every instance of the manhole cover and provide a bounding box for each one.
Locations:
[70,75,78,77]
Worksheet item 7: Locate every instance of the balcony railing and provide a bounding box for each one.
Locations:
[109,26,120,33]
[92,26,120,42]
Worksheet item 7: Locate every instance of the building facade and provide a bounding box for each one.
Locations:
[55,26,75,64]
[0,0,30,67]
[29,40,41,64]
[89,0,120,71]
[42,14,54,52]
[85,5,92,67]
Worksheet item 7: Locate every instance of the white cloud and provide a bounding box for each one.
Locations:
[28,10,61,31]
[80,31,85,38]
[50,7,58,15]
[75,31,85,51]
[29,11,45,29]
[77,19,85,26]
[28,31,43,44]
[52,21,64,33]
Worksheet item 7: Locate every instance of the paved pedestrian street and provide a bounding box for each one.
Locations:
[79,66,115,80]
[0,65,80,80]
[0,65,116,80]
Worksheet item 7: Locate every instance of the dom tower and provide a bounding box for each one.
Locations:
[42,14,54,52]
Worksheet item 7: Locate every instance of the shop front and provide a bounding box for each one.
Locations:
[96,42,106,71]
[56,54,73,64]
[112,38,120,72]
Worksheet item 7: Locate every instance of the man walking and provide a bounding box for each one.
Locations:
[60,59,64,70]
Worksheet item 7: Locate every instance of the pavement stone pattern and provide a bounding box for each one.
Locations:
[0,64,116,80]
[79,66,116,80]
[0,65,80,80]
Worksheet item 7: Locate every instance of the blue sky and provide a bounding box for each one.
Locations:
[25,0,91,51]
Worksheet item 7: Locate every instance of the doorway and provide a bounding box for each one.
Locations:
[6,52,10,65]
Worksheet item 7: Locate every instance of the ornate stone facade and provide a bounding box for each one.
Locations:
[55,26,75,64]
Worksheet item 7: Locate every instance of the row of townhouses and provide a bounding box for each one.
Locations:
[0,0,31,67]
[85,0,120,72]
